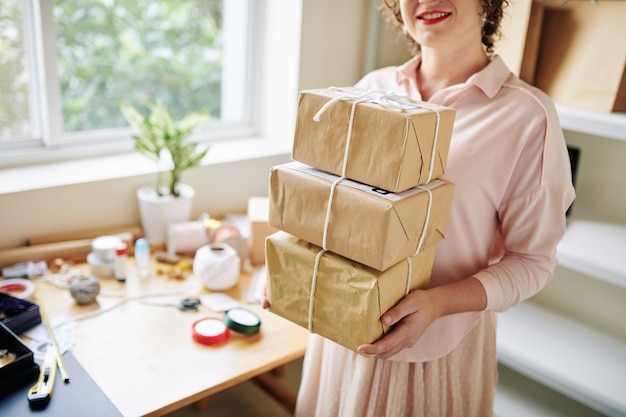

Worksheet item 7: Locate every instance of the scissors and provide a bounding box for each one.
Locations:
[140,297,201,312]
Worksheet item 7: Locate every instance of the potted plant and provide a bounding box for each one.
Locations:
[120,100,212,244]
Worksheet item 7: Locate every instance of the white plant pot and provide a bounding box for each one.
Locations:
[137,183,195,244]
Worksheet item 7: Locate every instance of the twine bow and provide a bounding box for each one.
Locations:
[313,87,442,183]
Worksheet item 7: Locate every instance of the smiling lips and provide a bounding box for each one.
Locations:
[417,10,451,25]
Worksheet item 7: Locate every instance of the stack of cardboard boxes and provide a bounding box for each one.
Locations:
[265,87,456,352]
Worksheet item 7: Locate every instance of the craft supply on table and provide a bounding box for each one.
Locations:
[91,235,123,261]
[200,293,241,312]
[167,214,249,264]
[39,305,70,383]
[193,243,240,290]
[113,243,128,283]
[209,221,250,263]
[88,235,125,278]
[27,345,57,409]
[140,297,200,312]
[69,275,100,305]
[167,221,208,256]
[223,308,261,335]
[1,261,47,279]
[134,238,151,279]
[0,278,36,299]
[191,318,229,345]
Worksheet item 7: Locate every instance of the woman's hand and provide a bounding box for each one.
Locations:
[262,286,270,309]
[357,289,441,359]
[357,277,487,360]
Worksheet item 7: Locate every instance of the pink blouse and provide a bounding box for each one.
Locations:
[355,55,576,362]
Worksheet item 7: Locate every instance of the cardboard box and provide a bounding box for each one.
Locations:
[292,88,456,193]
[266,231,435,353]
[495,0,544,84]
[247,196,278,266]
[499,0,626,112]
[533,1,626,112]
[269,162,454,271]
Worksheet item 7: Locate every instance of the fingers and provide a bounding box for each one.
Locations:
[380,292,418,326]
[357,321,415,359]
[358,291,434,359]
[262,286,270,310]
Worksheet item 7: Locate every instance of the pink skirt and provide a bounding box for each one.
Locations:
[295,311,498,417]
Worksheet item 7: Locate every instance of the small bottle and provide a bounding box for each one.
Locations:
[134,238,151,279]
[114,243,128,283]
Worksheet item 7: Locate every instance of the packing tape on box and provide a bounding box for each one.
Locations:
[193,243,241,291]
[313,87,442,183]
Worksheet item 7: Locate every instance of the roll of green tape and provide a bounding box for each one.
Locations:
[223,308,261,335]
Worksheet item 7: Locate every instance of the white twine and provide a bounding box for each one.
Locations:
[405,257,414,298]
[307,248,326,333]
[404,186,433,296]
[313,87,442,184]
[310,174,344,333]
[412,186,433,258]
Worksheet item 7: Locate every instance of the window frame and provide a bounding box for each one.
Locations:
[0,0,257,167]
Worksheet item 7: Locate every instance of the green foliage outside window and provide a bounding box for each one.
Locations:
[55,0,223,133]
[0,0,29,140]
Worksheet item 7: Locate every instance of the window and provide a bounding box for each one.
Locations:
[0,0,253,164]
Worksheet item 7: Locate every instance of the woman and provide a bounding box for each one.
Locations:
[290,0,576,416]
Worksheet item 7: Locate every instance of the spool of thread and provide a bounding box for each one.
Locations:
[193,243,241,290]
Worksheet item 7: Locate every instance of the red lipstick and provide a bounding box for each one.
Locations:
[417,10,451,25]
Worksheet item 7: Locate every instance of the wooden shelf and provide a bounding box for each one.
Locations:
[497,301,626,417]
[557,219,626,289]
[557,105,626,142]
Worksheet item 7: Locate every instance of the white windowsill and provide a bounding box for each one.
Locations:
[0,135,292,195]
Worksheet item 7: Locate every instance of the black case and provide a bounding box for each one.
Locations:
[0,293,42,335]
[0,321,39,395]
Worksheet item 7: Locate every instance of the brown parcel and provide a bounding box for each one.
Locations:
[266,231,435,353]
[247,196,278,266]
[269,162,454,271]
[291,88,456,193]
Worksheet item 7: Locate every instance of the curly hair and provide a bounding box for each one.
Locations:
[380,0,508,54]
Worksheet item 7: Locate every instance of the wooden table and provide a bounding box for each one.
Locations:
[27,259,309,416]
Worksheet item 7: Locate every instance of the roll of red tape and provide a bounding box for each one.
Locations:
[192,318,229,345]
